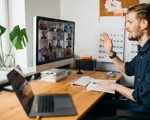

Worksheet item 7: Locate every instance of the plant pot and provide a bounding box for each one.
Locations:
[0,54,15,70]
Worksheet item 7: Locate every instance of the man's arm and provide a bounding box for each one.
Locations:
[116,83,135,101]
[101,32,125,73]
[100,32,136,101]
[97,81,135,102]
[110,53,125,73]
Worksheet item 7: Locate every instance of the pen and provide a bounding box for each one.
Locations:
[36,116,40,120]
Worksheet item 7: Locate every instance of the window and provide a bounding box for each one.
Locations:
[0,0,9,53]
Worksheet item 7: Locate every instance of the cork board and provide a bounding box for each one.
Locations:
[99,0,140,16]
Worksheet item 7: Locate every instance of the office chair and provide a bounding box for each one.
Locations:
[117,109,150,120]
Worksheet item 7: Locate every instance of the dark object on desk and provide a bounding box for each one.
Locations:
[76,59,96,74]
[7,65,77,117]
[0,81,10,91]
[27,73,41,81]
[2,85,14,92]
[76,59,83,74]
[106,71,116,77]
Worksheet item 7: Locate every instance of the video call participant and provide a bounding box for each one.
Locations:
[56,23,63,33]
[41,31,47,39]
[93,3,150,120]
[66,33,72,40]
[56,40,62,49]
[39,20,47,30]
[64,24,73,33]
[66,41,72,48]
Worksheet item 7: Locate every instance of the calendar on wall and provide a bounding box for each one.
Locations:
[98,16,125,62]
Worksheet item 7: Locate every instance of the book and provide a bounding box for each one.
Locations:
[80,56,92,60]
[87,79,116,94]
[49,68,67,76]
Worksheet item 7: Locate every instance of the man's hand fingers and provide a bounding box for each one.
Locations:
[103,32,110,41]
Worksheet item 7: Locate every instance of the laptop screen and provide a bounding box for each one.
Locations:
[7,65,34,115]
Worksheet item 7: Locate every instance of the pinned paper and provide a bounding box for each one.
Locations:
[105,0,122,12]
[113,9,123,16]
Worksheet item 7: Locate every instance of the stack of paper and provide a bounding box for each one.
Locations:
[41,72,67,82]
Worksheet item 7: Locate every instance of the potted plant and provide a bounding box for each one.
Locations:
[0,25,28,68]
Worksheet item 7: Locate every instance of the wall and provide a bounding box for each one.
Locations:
[60,0,100,58]
[25,0,60,67]
[60,0,134,86]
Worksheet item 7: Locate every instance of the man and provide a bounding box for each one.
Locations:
[56,23,63,33]
[99,3,150,113]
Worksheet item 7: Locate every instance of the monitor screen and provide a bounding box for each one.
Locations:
[33,16,75,73]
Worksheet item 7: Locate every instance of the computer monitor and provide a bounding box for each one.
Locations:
[33,16,75,73]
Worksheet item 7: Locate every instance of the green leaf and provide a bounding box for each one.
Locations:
[9,25,28,50]
[21,28,28,47]
[0,25,6,36]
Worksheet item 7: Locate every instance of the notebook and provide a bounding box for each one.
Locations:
[87,79,116,94]
[7,65,77,117]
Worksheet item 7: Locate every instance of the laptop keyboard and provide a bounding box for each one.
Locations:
[38,95,54,113]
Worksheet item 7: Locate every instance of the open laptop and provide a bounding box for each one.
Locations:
[7,65,77,117]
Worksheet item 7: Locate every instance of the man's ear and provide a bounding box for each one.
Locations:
[141,20,148,30]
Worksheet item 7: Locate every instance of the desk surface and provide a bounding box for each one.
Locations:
[0,70,122,120]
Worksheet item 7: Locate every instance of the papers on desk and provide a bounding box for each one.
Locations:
[41,70,67,82]
[71,76,116,94]
[87,79,116,94]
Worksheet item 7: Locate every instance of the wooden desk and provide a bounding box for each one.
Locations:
[0,70,122,120]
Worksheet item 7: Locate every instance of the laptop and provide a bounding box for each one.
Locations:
[7,65,77,117]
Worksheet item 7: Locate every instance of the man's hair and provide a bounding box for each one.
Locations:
[128,3,150,26]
